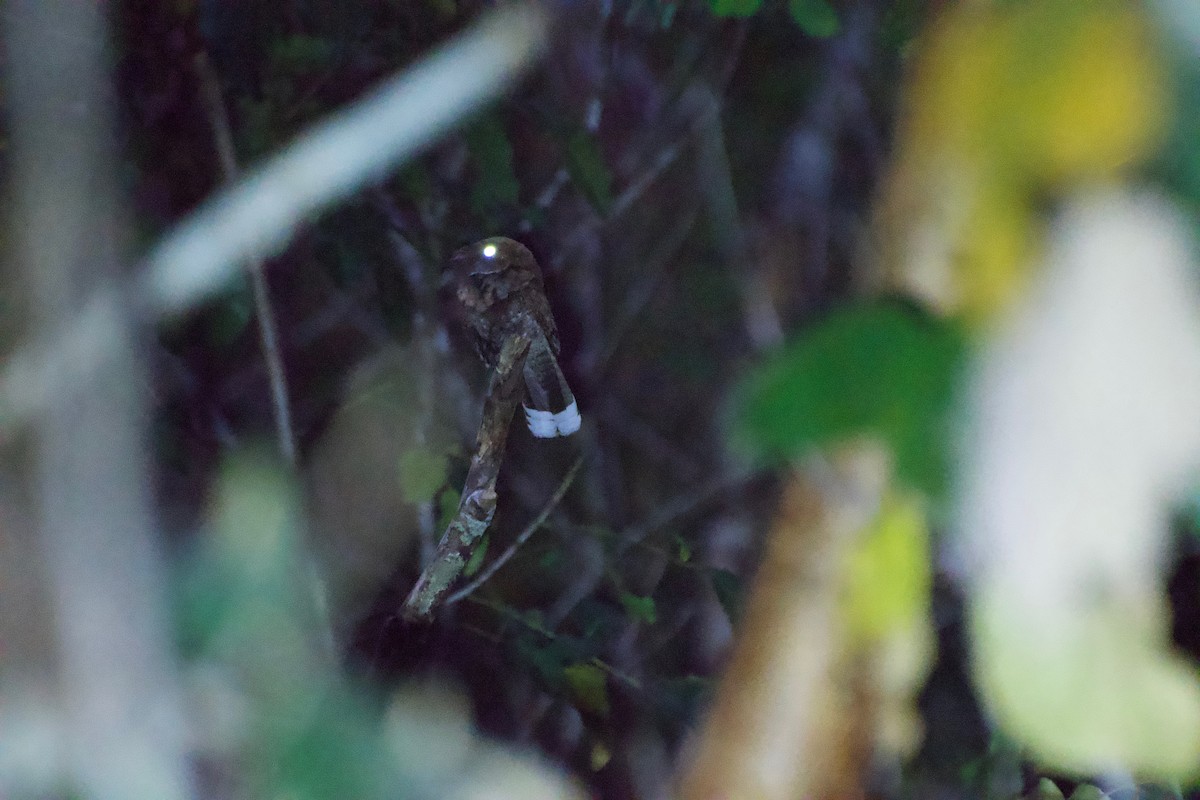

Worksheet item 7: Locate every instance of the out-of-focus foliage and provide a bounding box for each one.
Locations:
[961,190,1200,780]
[725,0,1200,790]
[177,451,394,800]
[563,132,614,217]
[733,302,967,496]
[176,451,584,800]
[841,490,928,647]
[875,0,1168,321]
[465,113,522,229]
[27,0,1195,796]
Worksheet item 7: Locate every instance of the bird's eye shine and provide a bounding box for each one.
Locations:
[482,243,498,259]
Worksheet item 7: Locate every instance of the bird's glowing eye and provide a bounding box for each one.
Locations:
[482,243,498,259]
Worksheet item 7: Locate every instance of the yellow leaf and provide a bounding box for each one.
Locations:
[841,491,931,645]
[876,0,1167,322]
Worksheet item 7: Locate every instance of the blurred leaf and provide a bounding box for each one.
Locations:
[619,593,657,625]
[973,585,1200,780]
[538,548,564,572]
[564,132,613,216]
[1068,787,1108,800]
[1152,55,1200,211]
[465,113,520,222]
[589,740,611,771]
[437,487,460,531]
[268,34,334,74]
[564,663,611,716]
[710,568,744,624]
[675,535,692,563]
[205,281,254,349]
[211,450,301,577]
[788,0,839,37]
[514,635,571,686]
[271,691,390,800]
[877,0,1168,321]
[397,446,448,504]
[705,0,762,17]
[734,302,967,496]
[842,491,930,644]
[1024,778,1067,800]
[463,534,488,578]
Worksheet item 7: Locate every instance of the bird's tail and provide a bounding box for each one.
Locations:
[522,334,581,438]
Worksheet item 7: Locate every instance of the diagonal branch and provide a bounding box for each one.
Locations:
[194,50,298,466]
[446,452,584,606]
[402,331,532,621]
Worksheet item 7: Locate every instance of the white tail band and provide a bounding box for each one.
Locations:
[524,400,581,438]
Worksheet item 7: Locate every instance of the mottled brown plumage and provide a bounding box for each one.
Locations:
[443,236,560,367]
[442,236,580,437]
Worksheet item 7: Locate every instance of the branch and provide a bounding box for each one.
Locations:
[195,50,298,466]
[446,453,584,605]
[402,332,533,621]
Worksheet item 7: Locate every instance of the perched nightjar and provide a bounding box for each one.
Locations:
[442,236,581,437]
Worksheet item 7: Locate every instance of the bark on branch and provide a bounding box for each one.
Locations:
[401,332,532,620]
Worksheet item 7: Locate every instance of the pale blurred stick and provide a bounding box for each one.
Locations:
[0,2,550,433]
[2,1,196,798]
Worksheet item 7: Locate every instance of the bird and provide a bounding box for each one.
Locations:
[442,236,581,437]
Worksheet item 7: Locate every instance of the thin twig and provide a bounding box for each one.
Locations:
[195,51,298,466]
[614,467,759,556]
[446,453,585,605]
[401,332,532,621]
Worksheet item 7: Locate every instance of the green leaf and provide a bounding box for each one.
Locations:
[706,0,763,17]
[564,663,611,716]
[268,34,334,74]
[463,534,488,578]
[788,0,840,37]
[565,132,614,216]
[619,593,657,625]
[397,446,448,504]
[733,301,967,496]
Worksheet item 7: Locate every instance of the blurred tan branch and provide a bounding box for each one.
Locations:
[679,448,889,800]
